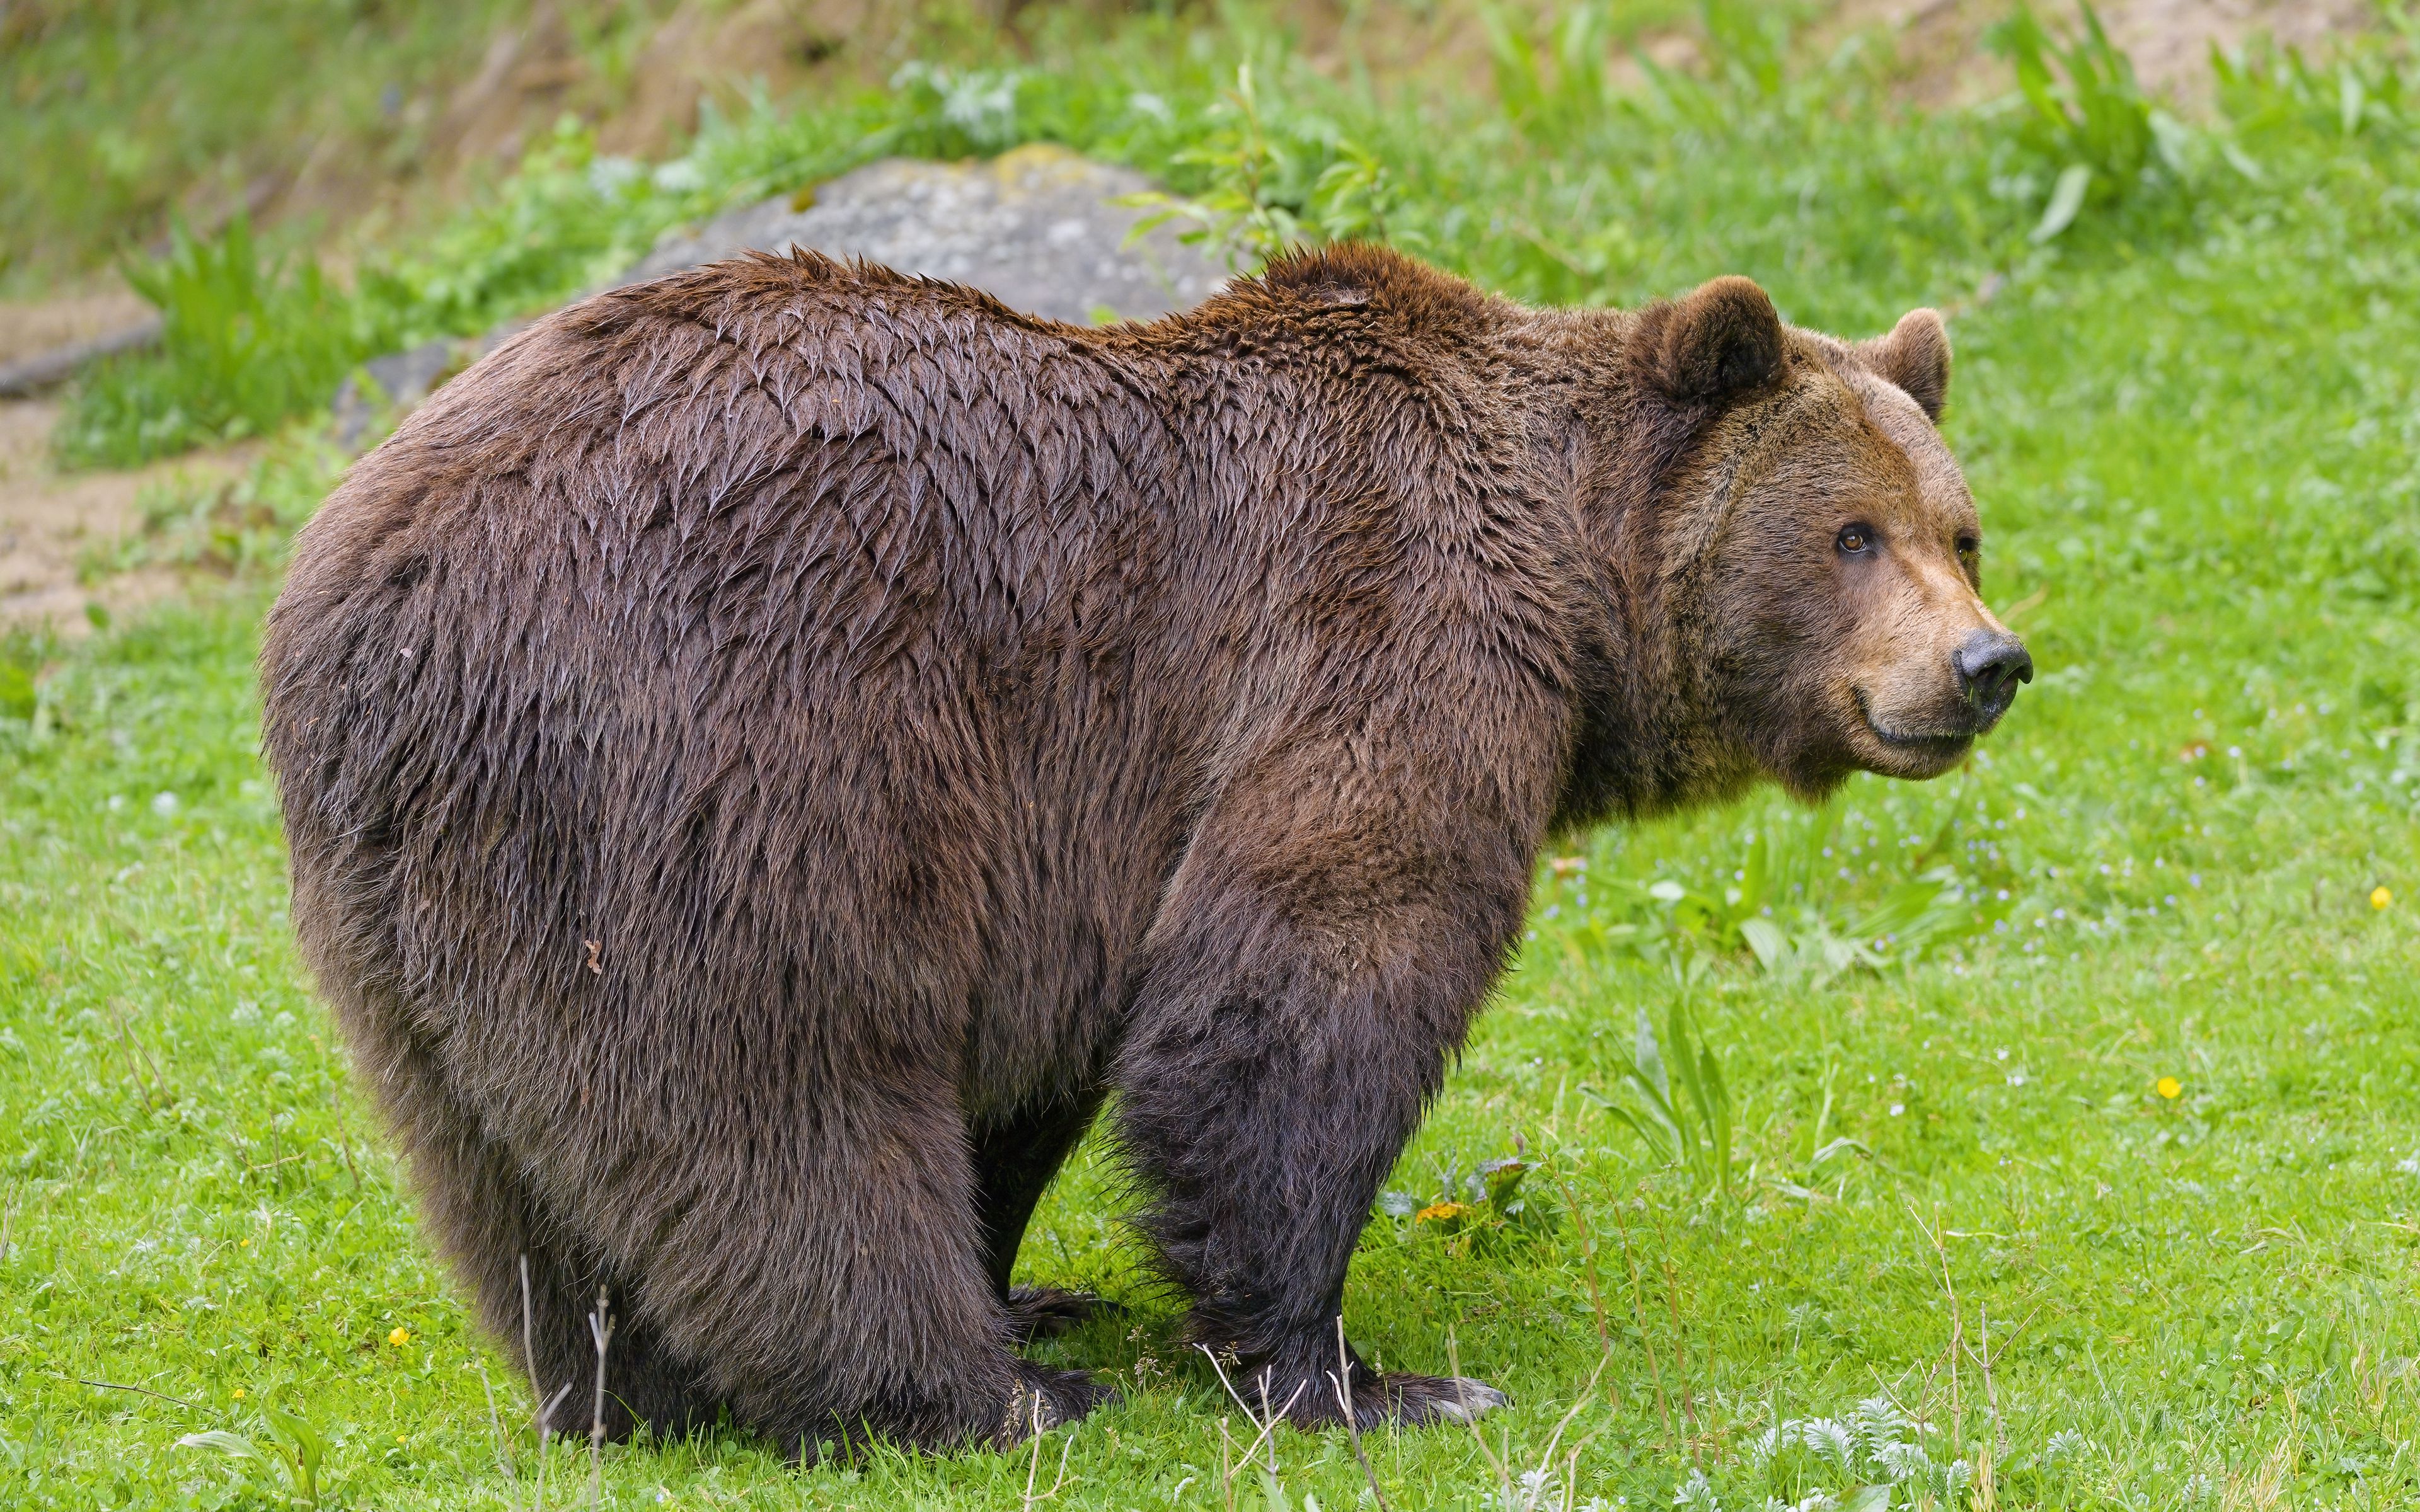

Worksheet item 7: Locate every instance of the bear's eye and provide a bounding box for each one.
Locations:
[1956,535,1981,568]
[1836,524,1876,556]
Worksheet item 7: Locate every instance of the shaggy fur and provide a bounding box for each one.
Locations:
[260,244,2024,1456]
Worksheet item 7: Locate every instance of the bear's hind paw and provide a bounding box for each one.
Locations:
[1001,1365,1118,1444]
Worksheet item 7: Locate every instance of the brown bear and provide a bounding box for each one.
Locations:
[260,243,2027,1457]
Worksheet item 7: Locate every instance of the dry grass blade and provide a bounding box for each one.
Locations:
[75,1377,202,1411]
[476,1356,526,1512]
[1022,1393,1045,1511]
[1328,1314,1395,1512]
[1446,1329,1515,1510]
[586,1288,613,1512]
[1194,1343,1304,1486]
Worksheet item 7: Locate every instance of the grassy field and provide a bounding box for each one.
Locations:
[7,5,2420,1509]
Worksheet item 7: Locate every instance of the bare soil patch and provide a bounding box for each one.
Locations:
[0,397,246,636]
[0,285,152,369]
[1826,0,2374,106]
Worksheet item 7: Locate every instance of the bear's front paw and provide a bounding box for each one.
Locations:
[1005,1284,1119,1341]
[1369,1371,1509,1427]
[1232,1354,1511,1432]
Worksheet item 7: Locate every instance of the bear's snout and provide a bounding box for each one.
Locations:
[1953,628,2032,728]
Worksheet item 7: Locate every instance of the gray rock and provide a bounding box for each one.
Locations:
[616,144,1227,324]
[331,322,530,451]
[335,147,1223,447]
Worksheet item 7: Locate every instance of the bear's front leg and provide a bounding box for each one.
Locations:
[1111,779,1536,1429]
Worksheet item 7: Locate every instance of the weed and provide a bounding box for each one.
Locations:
[1986,1,2187,241]
[1381,1142,1560,1253]
[178,1399,330,1508]
[56,217,362,467]
[1586,1003,1734,1199]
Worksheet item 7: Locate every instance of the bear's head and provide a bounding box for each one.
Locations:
[1627,275,2030,803]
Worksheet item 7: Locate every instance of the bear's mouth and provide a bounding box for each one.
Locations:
[1855,690,1976,758]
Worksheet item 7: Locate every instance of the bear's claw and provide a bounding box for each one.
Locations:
[1005,1284,1118,1340]
[1412,1375,1511,1424]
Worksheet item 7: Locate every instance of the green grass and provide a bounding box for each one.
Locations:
[0,0,536,288]
[7,6,2420,1509]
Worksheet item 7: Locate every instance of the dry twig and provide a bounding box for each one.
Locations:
[587,1288,613,1511]
[476,1356,527,1512]
[76,1377,200,1411]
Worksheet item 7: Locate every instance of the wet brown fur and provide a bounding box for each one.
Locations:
[259,244,2017,1456]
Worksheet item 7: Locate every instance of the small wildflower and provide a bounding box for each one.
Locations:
[2373,886,2394,910]
[389,1326,412,1347]
[1414,1201,1471,1224]
[2156,1077,2182,1099]
[232,1388,246,1400]
[239,1237,251,1247]
[396,1435,408,1445]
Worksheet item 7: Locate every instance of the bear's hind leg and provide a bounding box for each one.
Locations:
[415,1119,718,1438]
[400,1083,720,1440]
[634,1073,1112,1455]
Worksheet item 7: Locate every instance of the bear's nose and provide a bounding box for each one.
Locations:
[1954,629,2032,723]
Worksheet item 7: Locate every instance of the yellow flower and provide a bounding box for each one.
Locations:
[232,1388,246,1400]
[239,1238,251,1247]
[1414,1201,1471,1224]
[396,1435,408,1445]
[389,1326,411,1347]
[2156,1077,2182,1100]
[2373,886,2394,910]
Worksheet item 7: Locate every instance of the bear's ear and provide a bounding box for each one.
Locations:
[1642,275,1785,405]
[1860,307,1951,423]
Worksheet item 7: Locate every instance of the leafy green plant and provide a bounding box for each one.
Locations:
[57,215,362,468]
[1478,0,1618,137]
[1587,1002,1733,1198]
[1122,64,1405,270]
[1986,1,2186,242]
[2211,20,2419,146]
[1381,1145,1559,1249]
[178,1400,329,1508]
[1775,1058,1871,1199]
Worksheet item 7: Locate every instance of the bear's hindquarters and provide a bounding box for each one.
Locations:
[325,970,723,1441]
